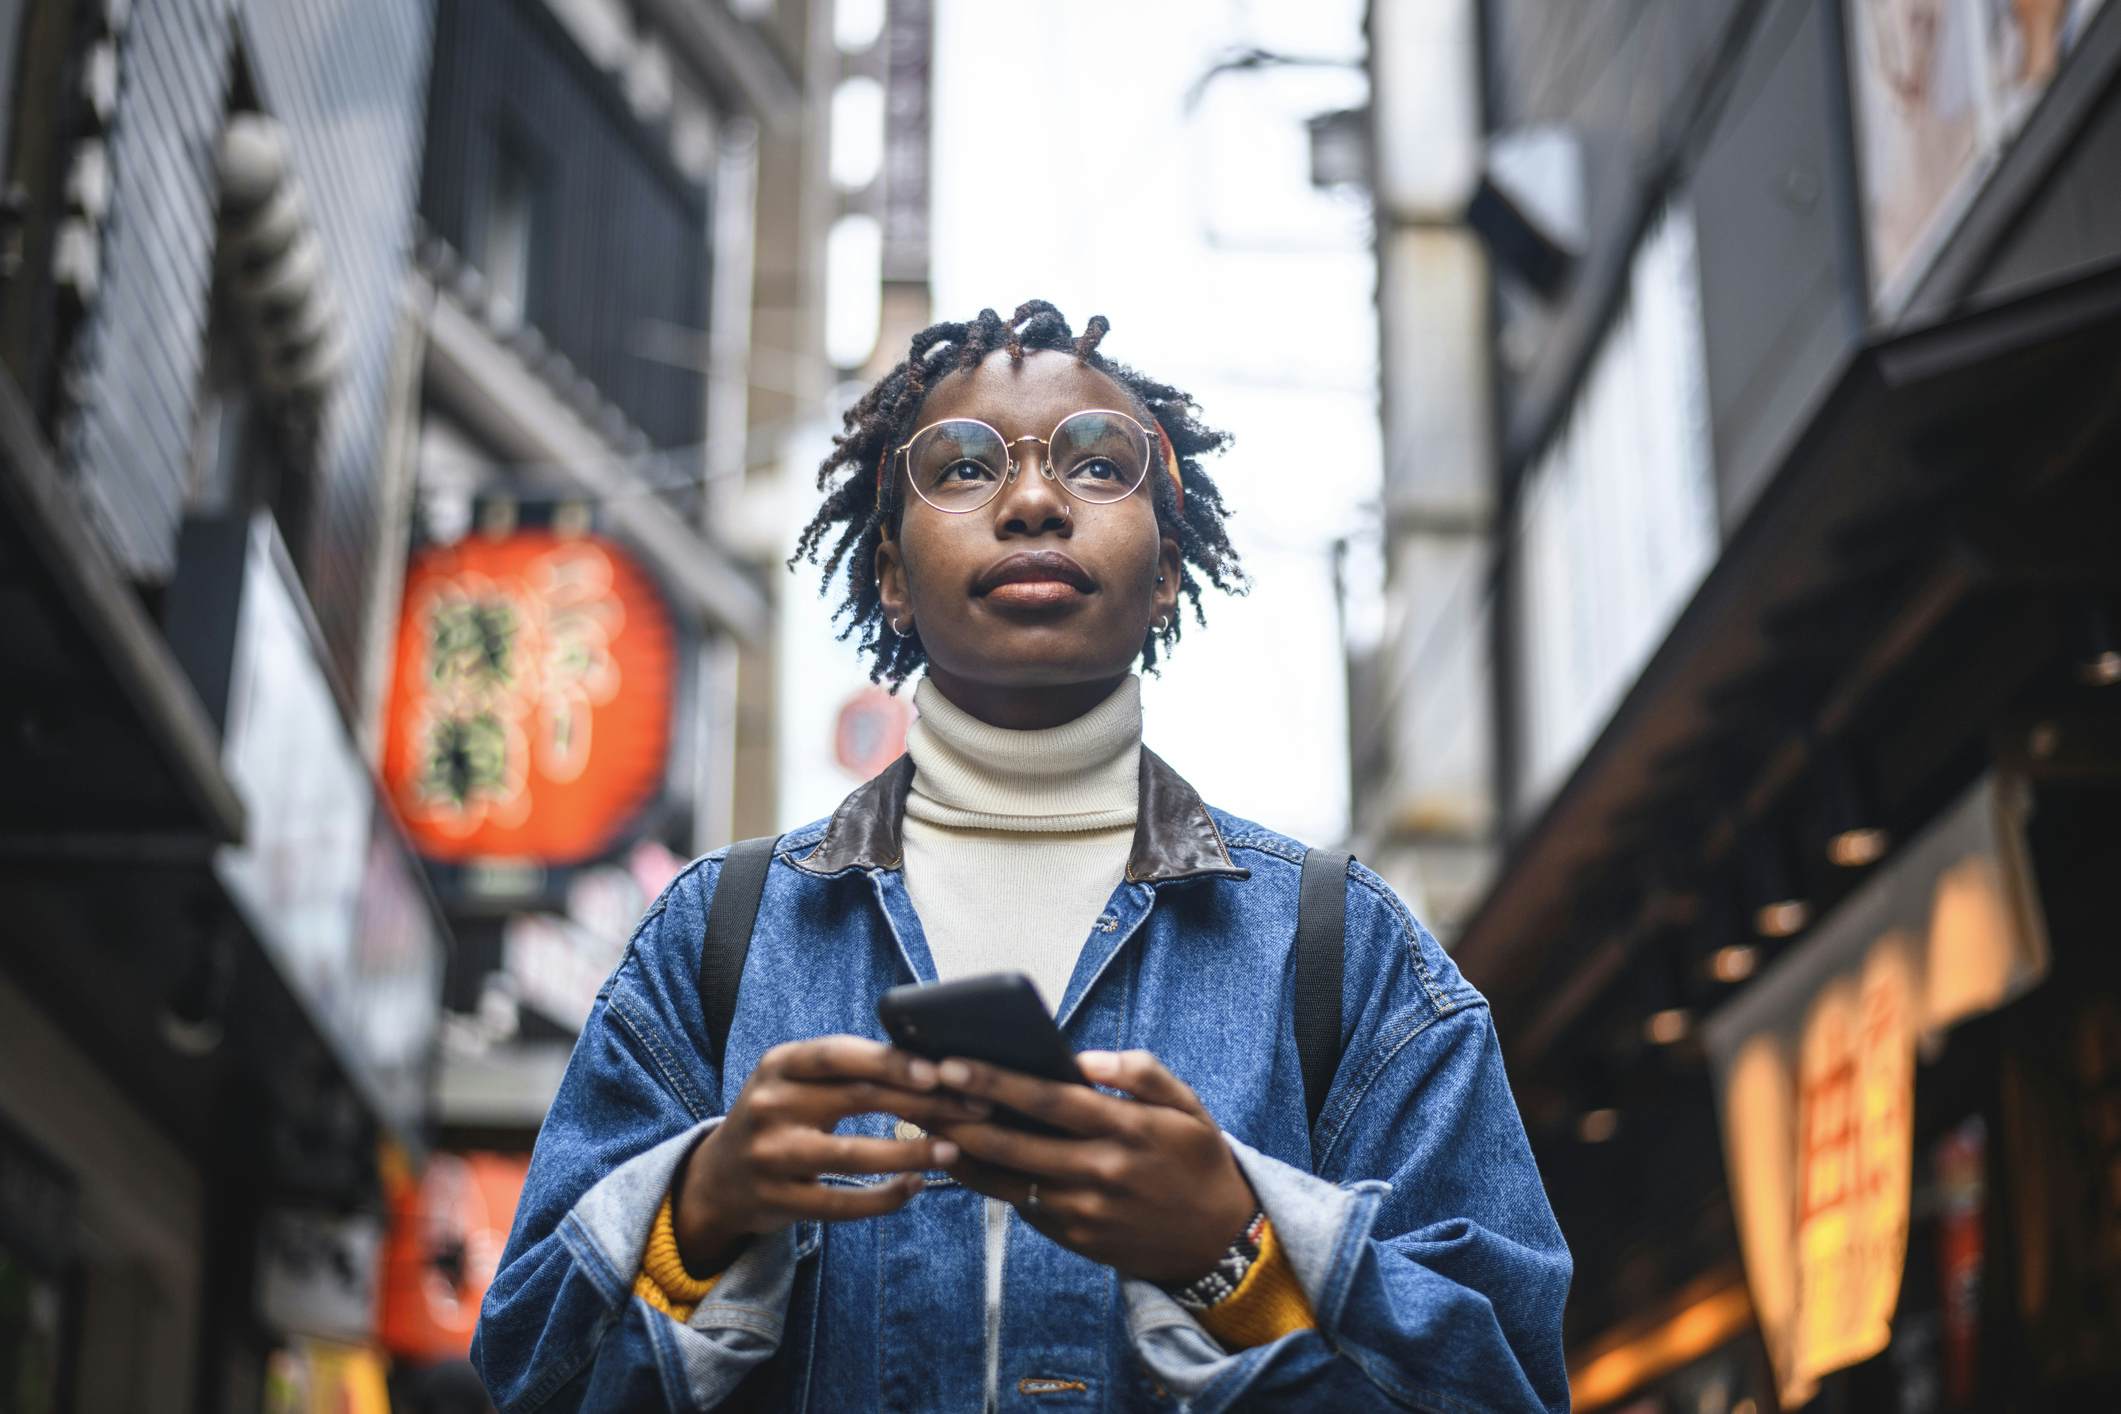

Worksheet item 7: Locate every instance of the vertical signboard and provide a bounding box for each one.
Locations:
[1703,772,2050,1407]
[215,515,446,1137]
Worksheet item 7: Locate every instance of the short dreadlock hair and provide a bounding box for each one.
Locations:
[785,301,1251,691]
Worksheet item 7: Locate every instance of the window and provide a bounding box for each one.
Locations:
[481,131,542,333]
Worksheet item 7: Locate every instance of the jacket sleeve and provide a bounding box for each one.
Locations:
[1122,875,1573,1413]
[470,857,805,1413]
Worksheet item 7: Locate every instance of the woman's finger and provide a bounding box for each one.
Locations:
[759,1174,925,1222]
[879,1090,992,1126]
[1075,1049,1206,1116]
[929,1120,1116,1184]
[765,1035,939,1091]
[941,1154,1034,1205]
[768,1079,988,1127]
[934,1058,1125,1136]
[753,1131,957,1179]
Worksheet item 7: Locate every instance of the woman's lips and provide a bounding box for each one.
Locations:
[982,579,1090,608]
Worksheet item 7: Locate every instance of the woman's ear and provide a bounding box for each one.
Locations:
[1154,534,1181,622]
[876,529,910,630]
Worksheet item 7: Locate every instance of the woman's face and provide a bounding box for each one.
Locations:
[874,348,1182,728]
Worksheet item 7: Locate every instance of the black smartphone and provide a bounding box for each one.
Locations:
[876,972,1087,1137]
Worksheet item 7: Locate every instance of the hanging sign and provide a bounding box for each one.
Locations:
[1702,771,2049,1408]
[376,1151,529,1361]
[382,532,675,865]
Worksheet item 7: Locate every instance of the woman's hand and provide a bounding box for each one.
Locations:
[927,1049,1257,1286]
[673,1035,989,1273]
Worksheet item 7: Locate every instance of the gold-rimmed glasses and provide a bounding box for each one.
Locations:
[883,408,1156,514]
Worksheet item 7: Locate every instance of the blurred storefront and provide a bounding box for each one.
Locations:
[0,1,447,1409]
[0,0,830,1408]
[1361,0,2121,1408]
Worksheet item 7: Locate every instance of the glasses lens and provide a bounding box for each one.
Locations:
[906,420,1008,511]
[1049,411,1150,503]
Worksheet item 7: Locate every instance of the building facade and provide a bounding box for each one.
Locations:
[0,0,832,1406]
[1363,1,2121,1408]
[0,0,445,1407]
[389,0,833,1384]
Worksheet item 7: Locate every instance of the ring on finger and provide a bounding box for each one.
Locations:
[1025,1181,1041,1212]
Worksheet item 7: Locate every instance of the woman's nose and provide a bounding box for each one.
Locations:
[997,440,1070,527]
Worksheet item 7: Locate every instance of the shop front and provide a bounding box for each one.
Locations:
[0,398,450,1409]
[1434,3,2121,1408]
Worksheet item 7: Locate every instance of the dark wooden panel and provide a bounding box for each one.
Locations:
[422,0,709,451]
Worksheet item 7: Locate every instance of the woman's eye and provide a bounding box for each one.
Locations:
[1071,458,1121,482]
[940,459,993,483]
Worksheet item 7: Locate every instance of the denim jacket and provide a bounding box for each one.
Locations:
[473,748,1572,1413]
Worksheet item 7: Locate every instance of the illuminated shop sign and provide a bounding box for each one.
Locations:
[382,531,676,865]
[377,1151,530,1362]
[1703,772,2050,1407]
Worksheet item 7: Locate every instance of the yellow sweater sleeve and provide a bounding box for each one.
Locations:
[632,1193,724,1323]
[1194,1217,1318,1349]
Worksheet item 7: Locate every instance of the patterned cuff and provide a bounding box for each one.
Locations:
[632,1192,723,1323]
[1191,1217,1318,1350]
[1164,1209,1269,1311]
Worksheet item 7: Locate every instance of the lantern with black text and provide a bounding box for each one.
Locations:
[382,532,674,864]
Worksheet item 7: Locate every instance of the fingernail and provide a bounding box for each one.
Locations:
[932,1141,959,1165]
[907,1058,937,1086]
[939,1060,971,1087]
[907,1174,928,1191]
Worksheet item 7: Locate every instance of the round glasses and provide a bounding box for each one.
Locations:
[889,409,1155,514]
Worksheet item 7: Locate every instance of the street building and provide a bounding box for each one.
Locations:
[379,0,834,1392]
[1361,1,2121,1408]
[0,1,445,1407]
[0,0,831,1406]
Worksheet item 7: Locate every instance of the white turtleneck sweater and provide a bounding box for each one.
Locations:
[900,671,1141,1012]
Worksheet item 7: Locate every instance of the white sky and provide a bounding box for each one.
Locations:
[780,0,1381,848]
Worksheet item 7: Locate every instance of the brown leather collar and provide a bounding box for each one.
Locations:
[791,746,1250,882]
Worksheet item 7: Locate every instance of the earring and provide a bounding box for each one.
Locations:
[890,618,911,637]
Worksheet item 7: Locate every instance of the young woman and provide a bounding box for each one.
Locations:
[473,303,1571,1412]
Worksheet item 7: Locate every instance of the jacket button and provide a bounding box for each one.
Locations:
[894,1119,925,1142]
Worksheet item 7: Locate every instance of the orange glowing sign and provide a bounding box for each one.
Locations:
[1704,773,2049,1409]
[377,1151,530,1361]
[382,532,674,864]
[1790,940,1917,1392]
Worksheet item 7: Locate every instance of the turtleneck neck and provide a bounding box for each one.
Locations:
[903,673,1142,832]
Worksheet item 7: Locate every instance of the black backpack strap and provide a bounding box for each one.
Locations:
[698,835,781,1076]
[1295,847,1352,1130]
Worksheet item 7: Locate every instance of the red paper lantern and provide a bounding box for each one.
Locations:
[381,532,674,864]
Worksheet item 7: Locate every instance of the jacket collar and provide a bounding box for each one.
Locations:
[791,745,1250,883]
